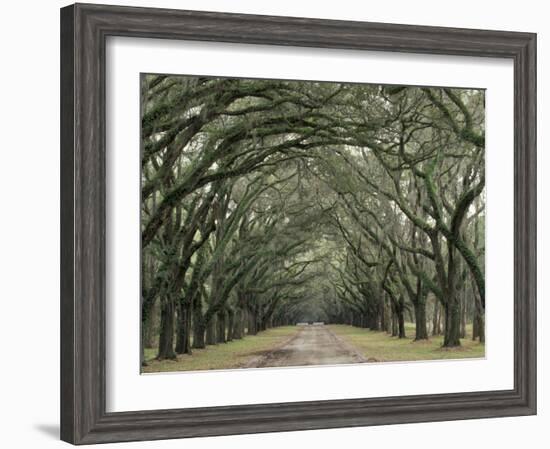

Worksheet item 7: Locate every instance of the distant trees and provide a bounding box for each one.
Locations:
[141,75,485,365]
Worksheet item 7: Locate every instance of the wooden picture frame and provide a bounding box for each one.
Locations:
[60,3,536,444]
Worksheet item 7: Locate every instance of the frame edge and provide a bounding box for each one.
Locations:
[60,3,538,444]
[60,3,76,444]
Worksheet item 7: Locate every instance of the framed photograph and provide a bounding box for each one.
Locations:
[60,3,536,444]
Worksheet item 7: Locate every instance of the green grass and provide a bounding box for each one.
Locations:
[328,323,485,362]
[142,326,299,373]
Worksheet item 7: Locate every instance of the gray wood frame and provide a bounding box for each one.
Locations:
[60,3,537,444]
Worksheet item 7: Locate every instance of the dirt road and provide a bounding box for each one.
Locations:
[252,325,366,368]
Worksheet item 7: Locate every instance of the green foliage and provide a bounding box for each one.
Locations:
[141,74,486,363]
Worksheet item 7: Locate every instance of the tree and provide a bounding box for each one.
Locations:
[140,75,486,362]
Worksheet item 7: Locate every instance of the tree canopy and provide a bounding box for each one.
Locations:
[140,74,485,363]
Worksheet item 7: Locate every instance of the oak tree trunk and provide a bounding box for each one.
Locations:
[247,309,258,335]
[175,301,192,354]
[193,322,206,349]
[413,301,428,340]
[216,311,226,343]
[443,301,461,347]
[398,308,406,339]
[226,309,234,342]
[157,296,176,359]
[460,292,467,339]
[232,309,244,340]
[206,317,217,345]
[391,308,398,337]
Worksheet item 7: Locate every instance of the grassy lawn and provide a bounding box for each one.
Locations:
[328,323,485,362]
[142,326,299,373]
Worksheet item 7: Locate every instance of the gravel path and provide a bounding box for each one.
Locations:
[252,325,366,368]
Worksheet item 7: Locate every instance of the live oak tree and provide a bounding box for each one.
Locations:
[140,74,486,364]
